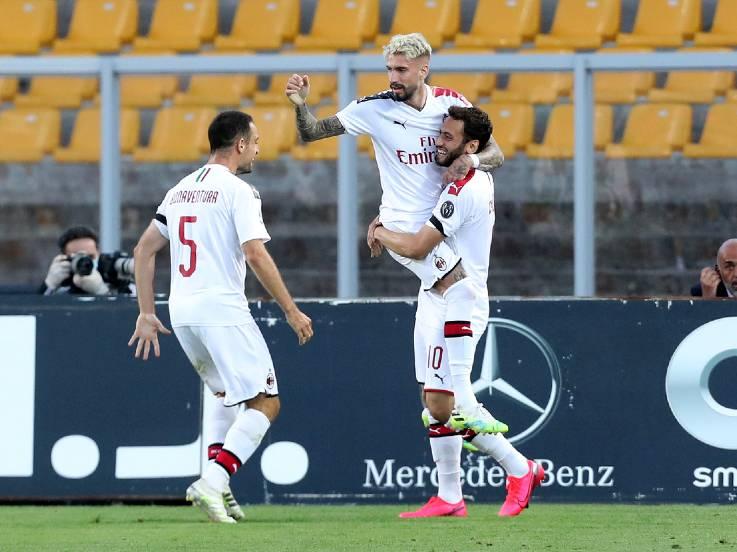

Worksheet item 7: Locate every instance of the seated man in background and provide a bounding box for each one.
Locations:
[39,226,134,296]
[691,238,737,298]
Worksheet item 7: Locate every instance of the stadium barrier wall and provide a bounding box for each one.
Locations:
[1,296,736,504]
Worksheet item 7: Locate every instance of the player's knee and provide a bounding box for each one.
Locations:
[246,393,280,422]
[425,392,453,424]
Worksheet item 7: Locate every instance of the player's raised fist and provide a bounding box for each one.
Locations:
[286,74,310,106]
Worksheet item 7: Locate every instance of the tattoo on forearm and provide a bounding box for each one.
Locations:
[476,137,505,172]
[295,105,345,142]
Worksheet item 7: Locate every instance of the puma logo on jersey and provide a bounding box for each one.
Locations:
[434,373,445,384]
[393,120,407,129]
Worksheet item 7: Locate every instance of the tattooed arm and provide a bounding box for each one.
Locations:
[441,135,504,185]
[294,104,346,142]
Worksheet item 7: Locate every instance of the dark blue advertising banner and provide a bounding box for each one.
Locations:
[0,297,736,504]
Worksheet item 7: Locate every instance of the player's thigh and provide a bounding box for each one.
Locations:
[173,325,224,394]
[200,322,278,406]
[387,239,460,290]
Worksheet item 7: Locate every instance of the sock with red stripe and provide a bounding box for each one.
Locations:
[203,408,271,492]
[202,393,237,472]
[443,279,480,412]
[427,411,463,504]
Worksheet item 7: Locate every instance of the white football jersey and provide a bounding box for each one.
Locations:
[426,168,495,288]
[336,83,471,225]
[154,163,270,327]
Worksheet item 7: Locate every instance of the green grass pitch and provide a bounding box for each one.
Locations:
[0,504,734,551]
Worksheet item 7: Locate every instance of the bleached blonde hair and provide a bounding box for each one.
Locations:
[382,33,432,60]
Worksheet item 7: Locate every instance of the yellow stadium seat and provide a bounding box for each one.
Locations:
[134,107,215,162]
[527,104,613,159]
[493,50,573,104]
[214,0,299,51]
[0,78,19,102]
[476,102,534,158]
[728,90,737,103]
[53,0,137,54]
[375,0,460,50]
[14,77,97,109]
[683,103,737,158]
[173,74,258,107]
[120,75,179,108]
[132,0,217,53]
[358,134,375,157]
[54,108,140,163]
[253,72,336,105]
[455,0,540,49]
[616,0,700,48]
[242,106,295,161]
[0,108,60,162]
[357,73,390,97]
[293,0,379,51]
[694,0,737,47]
[535,0,620,50]
[605,103,691,158]
[0,0,56,55]
[291,106,339,161]
[648,48,735,103]
[592,47,655,103]
[428,72,495,104]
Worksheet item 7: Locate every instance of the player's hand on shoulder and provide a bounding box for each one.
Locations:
[128,313,172,360]
[366,215,383,258]
[286,74,310,106]
[700,266,721,297]
[286,307,313,346]
[442,154,474,186]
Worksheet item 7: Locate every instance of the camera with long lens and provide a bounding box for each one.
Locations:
[67,253,95,276]
[97,251,135,285]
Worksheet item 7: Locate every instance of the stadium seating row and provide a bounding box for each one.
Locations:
[1,102,735,163]
[2,0,737,56]
[2,59,737,108]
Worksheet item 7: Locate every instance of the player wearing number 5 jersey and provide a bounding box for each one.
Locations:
[128,111,313,524]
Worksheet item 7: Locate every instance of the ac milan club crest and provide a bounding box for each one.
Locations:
[266,371,275,389]
[434,256,447,270]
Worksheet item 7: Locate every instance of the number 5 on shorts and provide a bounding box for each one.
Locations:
[178,215,197,277]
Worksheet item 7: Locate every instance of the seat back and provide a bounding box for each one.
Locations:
[479,102,534,156]
[631,0,700,38]
[385,0,460,47]
[539,104,613,151]
[243,106,294,160]
[226,0,299,49]
[429,72,495,104]
[146,0,217,43]
[621,103,692,149]
[121,76,179,107]
[0,78,19,101]
[147,107,215,154]
[697,103,737,146]
[17,77,98,108]
[178,74,258,106]
[710,0,737,34]
[658,47,735,98]
[307,0,379,46]
[65,0,137,45]
[467,0,539,43]
[594,47,655,103]
[0,0,57,52]
[0,108,60,159]
[66,108,140,154]
[548,0,620,40]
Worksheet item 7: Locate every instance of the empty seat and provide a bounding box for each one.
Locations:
[429,70,495,104]
[493,50,573,104]
[648,48,735,103]
[605,103,691,158]
[728,89,737,103]
[527,104,613,158]
[375,0,460,50]
[0,0,56,55]
[291,106,339,161]
[244,106,295,161]
[293,0,379,50]
[54,108,140,162]
[683,103,737,158]
[455,0,539,49]
[593,47,655,103]
[253,72,336,105]
[53,0,137,53]
[535,0,620,50]
[132,0,217,53]
[214,0,299,51]
[120,75,179,108]
[357,73,390,97]
[694,0,737,47]
[133,107,215,162]
[0,78,19,102]
[15,77,97,108]
[0,108,60,162]
[173,74,258,107]
[617,0,700,48]
[476,102,534,158]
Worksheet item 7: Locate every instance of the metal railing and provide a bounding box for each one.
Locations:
[2,51,737,297]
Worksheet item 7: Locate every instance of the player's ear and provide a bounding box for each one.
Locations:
[464,139,480,155]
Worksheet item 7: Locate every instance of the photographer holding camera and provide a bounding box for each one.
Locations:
[691,238,737,299]
[40,226,135,296]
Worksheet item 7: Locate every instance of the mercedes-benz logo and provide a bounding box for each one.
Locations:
[472,318,562,445]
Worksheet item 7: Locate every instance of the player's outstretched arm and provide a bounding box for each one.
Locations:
[442,135,505,185]
[128,222,171,360]
[243,239,314,346]
[374,225,444,261]
[286,73,346,142]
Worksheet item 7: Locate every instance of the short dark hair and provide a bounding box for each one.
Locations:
[447,106,492,151]
[58,226,98,252]
[208,111,254,153]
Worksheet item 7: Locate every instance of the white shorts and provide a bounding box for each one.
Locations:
[383,220,461,290]
[414,288,489,394]
[174,321,278,406]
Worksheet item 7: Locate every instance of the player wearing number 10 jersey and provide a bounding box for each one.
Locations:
[128,111,313,523]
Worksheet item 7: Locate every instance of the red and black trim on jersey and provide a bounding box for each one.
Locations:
[428,423,462,438]
[215,448,243,476]
[447,168,475,197]
[432,86,472,106]
[155,213,167,226]
[444,320,473,338]
[357,90,397,103]
[428,215,446,237]
[207,443,224,461]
